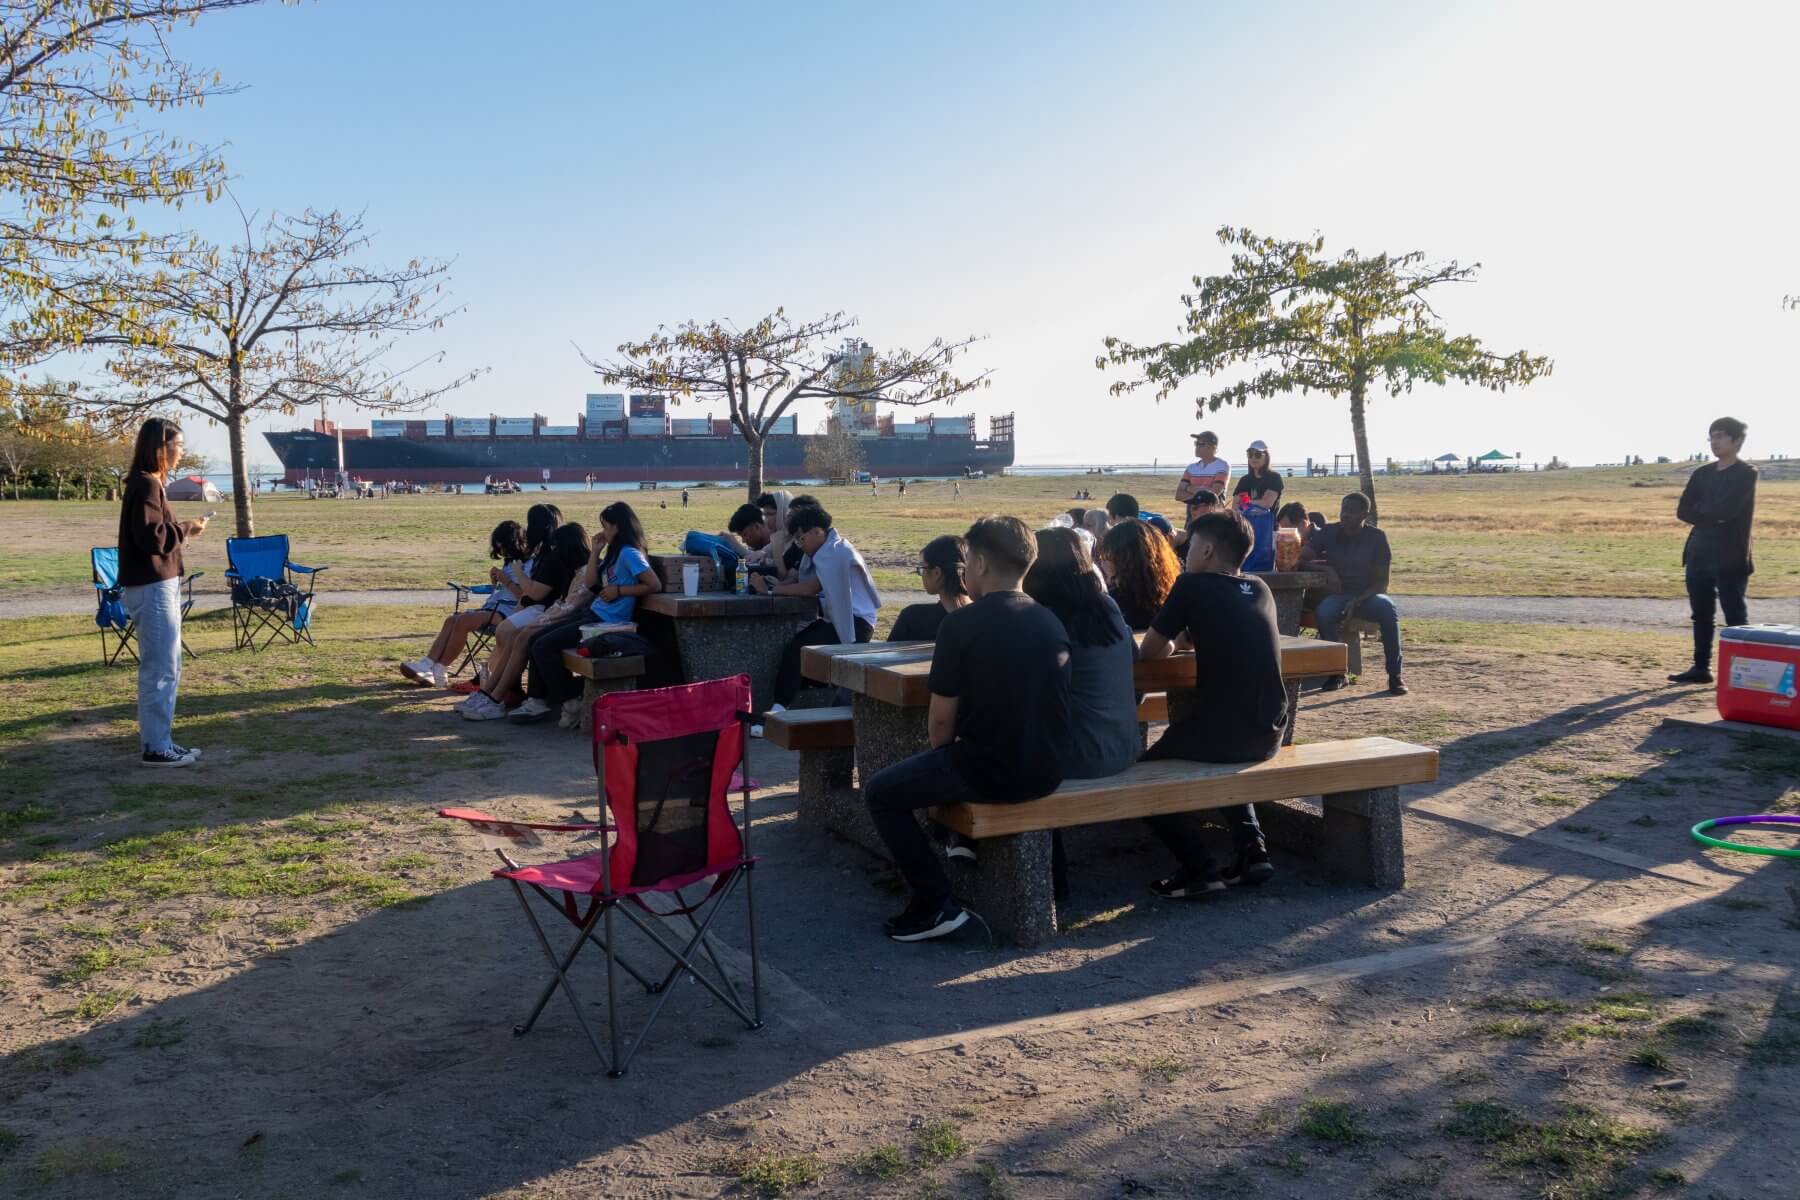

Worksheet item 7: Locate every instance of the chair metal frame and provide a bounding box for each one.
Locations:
[224,535,328,652]
[445,580,504,677]
[91,547,201,664]
[446,679,763,1077]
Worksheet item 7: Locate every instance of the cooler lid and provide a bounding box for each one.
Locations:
[1720,624,1800,647]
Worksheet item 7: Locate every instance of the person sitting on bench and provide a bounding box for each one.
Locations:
[749,503,881,736]
[719,503,772,561]
[888,535,971,642]
[1300,491,1407,695]
[863,516,1072,943]
[1137,508,1285,899]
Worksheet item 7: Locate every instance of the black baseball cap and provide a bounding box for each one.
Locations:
[1192,430,1218,443]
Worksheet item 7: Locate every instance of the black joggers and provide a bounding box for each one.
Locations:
[1685,565,1749,669]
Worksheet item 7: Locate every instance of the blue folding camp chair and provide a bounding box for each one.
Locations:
[445,579,504,677]
[224,534,328,652]
[91,547,202,665]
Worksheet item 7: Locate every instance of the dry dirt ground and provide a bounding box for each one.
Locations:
[2,632,1798,1199]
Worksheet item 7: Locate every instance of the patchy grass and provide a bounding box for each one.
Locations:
[730,1150,824,1197]
[132,1016,188,1048]
[1629,1041,1674,1072]
[1116,1053,1183,1082]
[913,1120,969,1166]
[1445,1100,1662,1199]
[1475,1017,1543,1040]
[849,1144,911,1181]
[73,987,134,1020]
[1579,939,1624,954]
[1297,1099,1373,1146]
[1478,995,1574,1015]
[28,1136,132,1184]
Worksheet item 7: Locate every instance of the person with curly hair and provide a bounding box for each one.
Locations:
[1099,518,1181,632]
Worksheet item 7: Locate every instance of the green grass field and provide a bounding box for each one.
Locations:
[2,463,1795,599]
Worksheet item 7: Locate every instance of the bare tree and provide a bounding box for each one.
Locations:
[0,427,31,497]
[73,206,479,535]
[583,310,988,500]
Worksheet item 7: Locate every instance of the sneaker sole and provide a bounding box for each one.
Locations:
[141,758,196,768]
[887,910,970,942]
[399,664,432,684]
[943,847,977,862]
[1226,864,1274,887]
[1153,884,1228,901]
[508,711,554,723]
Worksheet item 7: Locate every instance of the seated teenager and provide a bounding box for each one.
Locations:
[756,490,804,581]
[863,516,1071,942]
[1299,491,1406,695]
[466,503,562,687]
[1104,492,1140,522]
[402,519,527,687]
[720,502,772,561]
[1024,528,1137,783]
[1099,518,1181,632]
[749,503,880,735]
[1137,508,1286,898]
[511,501,659,723]
[1169,488,1220,556]
[888,535,970,641]
[458,522,588,720]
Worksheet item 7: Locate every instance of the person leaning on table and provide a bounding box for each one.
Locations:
[1668,416,1758,685]
[117,417,210,768]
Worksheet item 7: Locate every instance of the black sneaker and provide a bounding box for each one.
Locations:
[1668,666,1713,685]
[943,832,977,862]
[884,897,970,942]
[1317,675,1347,693]
[1223,851,1274,887]
[1150,870,1227,900]
[1387,675,1409,696]
[170,743,202,760]
[141,747,196,768]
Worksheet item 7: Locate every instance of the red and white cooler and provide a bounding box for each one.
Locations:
[1717,624,1800,731]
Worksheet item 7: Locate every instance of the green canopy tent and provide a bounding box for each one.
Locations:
[1477,449,1511,462]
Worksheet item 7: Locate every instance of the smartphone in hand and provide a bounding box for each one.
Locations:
[202,510,217,520]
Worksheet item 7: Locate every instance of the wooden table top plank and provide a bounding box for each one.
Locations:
[805,634,1346,707]
[933,737,1438,838]
[640,592,818,619]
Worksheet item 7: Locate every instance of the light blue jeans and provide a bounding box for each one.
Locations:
[123,577,182,754]
[1317,592,1403,678]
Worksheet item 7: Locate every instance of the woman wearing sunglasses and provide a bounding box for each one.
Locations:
[1233,439,1284,510]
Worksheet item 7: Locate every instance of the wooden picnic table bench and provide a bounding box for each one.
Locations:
[561,650,645,731]
[932,736,1438,943]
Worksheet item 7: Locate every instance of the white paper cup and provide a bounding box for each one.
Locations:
[681,562,699,596]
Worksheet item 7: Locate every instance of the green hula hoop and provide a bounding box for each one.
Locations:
[1690,815,1800,859]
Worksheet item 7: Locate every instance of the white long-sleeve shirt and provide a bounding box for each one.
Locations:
[809,528,882,643]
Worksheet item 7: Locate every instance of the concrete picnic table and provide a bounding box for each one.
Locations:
[1248,570,1329,636]
[633,591,818,712]
[800,632,1348,786]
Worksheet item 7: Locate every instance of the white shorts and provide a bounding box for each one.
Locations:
[503,606,546,632]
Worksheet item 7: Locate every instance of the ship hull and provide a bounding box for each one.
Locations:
[264,431,1014,484]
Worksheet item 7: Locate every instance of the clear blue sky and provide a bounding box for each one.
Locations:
[127,0,1799,470]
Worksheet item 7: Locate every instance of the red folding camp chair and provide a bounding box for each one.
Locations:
[441,674,763,1077]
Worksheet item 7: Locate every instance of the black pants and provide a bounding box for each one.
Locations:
[1140,727,1278,878]
[864,745,983,906]
[523,611,592,703]
[1685,565,1749,668]
[773,616,873,708]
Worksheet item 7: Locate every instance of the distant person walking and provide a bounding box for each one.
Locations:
[117,417,210,767]
[681,489,690,509]
[1669,417,1757,685]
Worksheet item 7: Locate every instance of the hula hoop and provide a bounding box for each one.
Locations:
[1690,815,1800,859]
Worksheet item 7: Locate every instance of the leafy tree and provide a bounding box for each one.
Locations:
[1099,227,1551,520]
[584,311,987,500]
[0,1,273,365]
[803,414,865,484]
[72,207,478,535]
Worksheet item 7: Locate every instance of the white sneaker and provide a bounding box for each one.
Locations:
[558,699,585,730]
[749,724,765,739]
[430,663,448,688]
[462,695,508,721]
[509,697,553,723]
[400,658,434,684]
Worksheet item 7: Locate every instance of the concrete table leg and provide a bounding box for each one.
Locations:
[796,746,855,830]
[1319,785,1404,888]
[959,830,1058,946]
[1268,585,1304,637]
[578,676,637,734]
[1283,680,1300,747]
[655,613,815,712]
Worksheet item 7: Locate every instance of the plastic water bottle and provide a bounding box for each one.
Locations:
[735,563,748,595]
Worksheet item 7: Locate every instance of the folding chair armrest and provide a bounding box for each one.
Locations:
[287,563,327,574]
[438,807,614,833]
[184,570,206,583]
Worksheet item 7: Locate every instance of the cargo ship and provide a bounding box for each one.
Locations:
[265,394,1015,485]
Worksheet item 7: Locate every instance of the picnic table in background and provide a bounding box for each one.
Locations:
[633,591,817,712]
[801,632,1348,785]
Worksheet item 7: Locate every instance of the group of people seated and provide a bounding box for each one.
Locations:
[398,500,661,724]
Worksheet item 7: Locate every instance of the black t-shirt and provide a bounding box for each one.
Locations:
[1305,523,1391,596]
[888,602,949,642]
[1234,469,1284,503]
[528,548,575,606]
[928,590,1071,802]
[1148,572,1287,759]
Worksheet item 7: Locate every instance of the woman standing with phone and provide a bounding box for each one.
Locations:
[118,417,209,766]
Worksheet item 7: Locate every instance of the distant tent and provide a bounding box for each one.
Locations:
[1433,453,1461,463]
[166,475,222,502]
[1477,449,1511,462]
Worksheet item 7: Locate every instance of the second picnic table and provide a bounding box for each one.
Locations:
[633,591,818,712]
[801,632,1348,783]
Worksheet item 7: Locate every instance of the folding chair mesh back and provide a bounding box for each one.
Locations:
[442,674,762,1077]
[225,534,327,651]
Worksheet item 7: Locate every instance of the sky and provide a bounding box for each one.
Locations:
[74,0,1800,471]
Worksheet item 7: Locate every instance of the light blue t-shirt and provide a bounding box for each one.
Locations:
[589,545,652,623]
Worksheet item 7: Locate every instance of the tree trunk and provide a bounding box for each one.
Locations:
[227,409,255,537]
[1348,383,1378,525]
[744,430,766,502]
